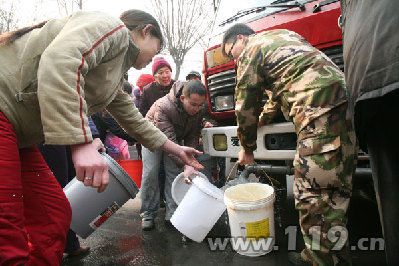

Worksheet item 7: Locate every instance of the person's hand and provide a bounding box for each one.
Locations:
[204,122,213,128]
[183,165,198,184]
[161,140,204,170]
[92,138,106,152]
[178,146,204,170]
[71,143,109,193]
[237,149,254,165]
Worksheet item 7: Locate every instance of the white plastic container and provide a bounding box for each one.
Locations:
[171,172,207,205]
[224,183,275,257]
[170,178,226,242]
[63,153,139,238]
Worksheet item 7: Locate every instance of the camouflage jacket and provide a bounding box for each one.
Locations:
[235,29,348,152]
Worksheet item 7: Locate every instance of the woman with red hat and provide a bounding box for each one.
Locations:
[136,74,155,92]
[133,74,154,108]
[139,57,175,116]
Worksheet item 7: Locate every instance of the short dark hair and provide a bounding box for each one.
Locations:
[122,80,133,94]
[182,80,206,97]
[221,23,255,57]
[185,70,201,80]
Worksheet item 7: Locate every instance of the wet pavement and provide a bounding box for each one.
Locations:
[62,174,386,266]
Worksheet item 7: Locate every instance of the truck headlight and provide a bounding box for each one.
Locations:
[215,95,234,111]
[213,134,227,151]
[206,46,231,69]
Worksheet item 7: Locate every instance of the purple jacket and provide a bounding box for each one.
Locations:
[133,87,141,108]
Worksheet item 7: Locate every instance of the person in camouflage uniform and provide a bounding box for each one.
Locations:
[222,24,357,265]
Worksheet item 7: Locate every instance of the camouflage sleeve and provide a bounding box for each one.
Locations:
[235,43,265,152]
[259,98,281,126]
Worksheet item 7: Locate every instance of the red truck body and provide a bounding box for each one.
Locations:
[203,0,342,122]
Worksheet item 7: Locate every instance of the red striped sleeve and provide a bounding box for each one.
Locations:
[76,24,126,142]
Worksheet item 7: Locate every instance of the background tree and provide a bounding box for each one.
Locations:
[0,0,18,33]
[30,0,52,24]
[56,0,84,16]
[1,0,84,33]
[151,0,220,79]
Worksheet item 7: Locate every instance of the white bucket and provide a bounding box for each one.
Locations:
[224,183,275,257]
[63,153,139,238]
[171,172,208,205]
[170,178,226,242]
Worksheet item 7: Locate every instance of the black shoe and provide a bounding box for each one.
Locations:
[142,218,155,231]
[288,251,314,266]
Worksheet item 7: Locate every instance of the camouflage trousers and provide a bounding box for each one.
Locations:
[294,103,358,266]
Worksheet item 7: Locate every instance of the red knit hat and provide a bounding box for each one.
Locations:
[152,57,172,75]
[136,74,155,91]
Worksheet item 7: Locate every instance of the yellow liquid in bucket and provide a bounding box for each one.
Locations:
[225,183,273,202]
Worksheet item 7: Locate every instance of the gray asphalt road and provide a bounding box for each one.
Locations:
[62,176,386,266]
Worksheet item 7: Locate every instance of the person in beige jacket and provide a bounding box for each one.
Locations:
[0,10,202,265]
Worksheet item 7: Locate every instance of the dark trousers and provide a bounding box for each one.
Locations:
[38,144,80,253]
[357,90,399,265]
[159,159,166,201]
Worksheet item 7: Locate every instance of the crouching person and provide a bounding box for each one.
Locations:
[140,80,206,230]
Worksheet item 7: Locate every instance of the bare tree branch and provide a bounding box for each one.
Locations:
[0,0,86,33]
[74,0,83,9]
[151,0,219,79]
[0,0,18,33]
[56,0,85,16]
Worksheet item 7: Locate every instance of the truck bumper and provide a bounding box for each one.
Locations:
[201,122,297,160]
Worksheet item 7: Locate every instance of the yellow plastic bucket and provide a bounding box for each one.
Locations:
[224,183,275,257]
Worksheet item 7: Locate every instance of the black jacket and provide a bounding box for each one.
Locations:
[342,0,399,108]
[139,80,175,117]
[341,0,399,148]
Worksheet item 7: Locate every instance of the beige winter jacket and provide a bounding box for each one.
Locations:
[0,11,167,150]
